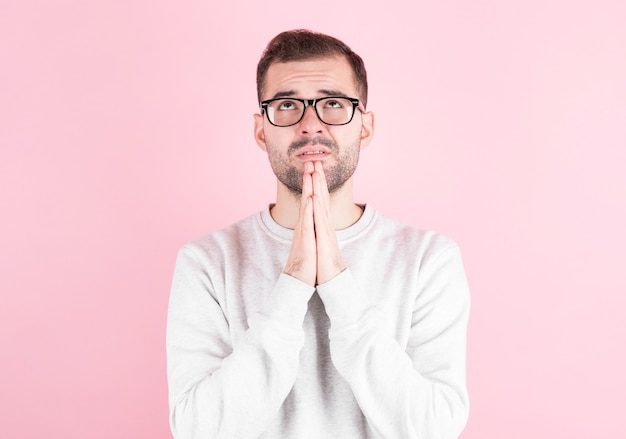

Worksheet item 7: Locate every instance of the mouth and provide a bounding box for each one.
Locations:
[295,147,331,161]
[289,136,337,162]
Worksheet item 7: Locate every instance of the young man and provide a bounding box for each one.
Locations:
[167,30,470,439]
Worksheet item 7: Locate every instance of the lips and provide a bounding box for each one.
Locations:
[295,146,331,159]
[295,151,330,162]
[300,150,327,156]
[295,145,330,161]
[289,136,336,161]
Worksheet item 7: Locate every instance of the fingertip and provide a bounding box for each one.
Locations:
[302,172,313,190]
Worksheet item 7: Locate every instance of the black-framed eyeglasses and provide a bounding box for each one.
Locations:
[260,96,365,127]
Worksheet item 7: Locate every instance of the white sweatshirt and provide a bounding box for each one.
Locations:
[167,205,470,439]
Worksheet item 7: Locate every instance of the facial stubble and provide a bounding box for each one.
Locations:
[266,135,361,197]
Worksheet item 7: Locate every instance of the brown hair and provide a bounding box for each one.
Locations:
[256,29,368,107]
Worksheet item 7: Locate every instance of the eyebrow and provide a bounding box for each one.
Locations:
[270,89,349,99]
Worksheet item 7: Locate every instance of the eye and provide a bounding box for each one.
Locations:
[277,100,299,111]
[323,99,345,109]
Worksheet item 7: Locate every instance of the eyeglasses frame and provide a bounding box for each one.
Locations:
[260,96,365,127]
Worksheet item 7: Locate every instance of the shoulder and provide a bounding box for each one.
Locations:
[177,211,263,263]
[369,209,461,262]
[370,211,469,305]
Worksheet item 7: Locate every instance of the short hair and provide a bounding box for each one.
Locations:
[256,29,368,108]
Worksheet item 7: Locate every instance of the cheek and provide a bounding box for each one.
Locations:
[265,127,296,149]
[333,126,363,147]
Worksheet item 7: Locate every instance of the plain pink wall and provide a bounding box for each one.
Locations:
[1,1,625,438]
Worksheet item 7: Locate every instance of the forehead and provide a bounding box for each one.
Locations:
[262,56,358,100]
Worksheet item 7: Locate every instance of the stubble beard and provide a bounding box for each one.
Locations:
[266,136,361,197]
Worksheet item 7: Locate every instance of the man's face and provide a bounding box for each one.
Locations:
[254,56,374,195]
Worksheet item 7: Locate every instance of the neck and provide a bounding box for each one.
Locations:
[270,178,363,230]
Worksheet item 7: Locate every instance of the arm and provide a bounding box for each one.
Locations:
[167,166,319,439]
[317,246,470,439]
[166,245,314,439]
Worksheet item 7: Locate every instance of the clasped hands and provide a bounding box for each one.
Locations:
[284,161,346,287]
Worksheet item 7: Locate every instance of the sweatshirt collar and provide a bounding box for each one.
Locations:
[258,204,377,244]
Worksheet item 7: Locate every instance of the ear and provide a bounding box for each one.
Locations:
[359,111,375,149]
[253,113,267,152]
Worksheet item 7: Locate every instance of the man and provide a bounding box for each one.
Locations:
[167,29,470,439]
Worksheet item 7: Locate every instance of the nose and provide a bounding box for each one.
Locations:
[299,104,324,135]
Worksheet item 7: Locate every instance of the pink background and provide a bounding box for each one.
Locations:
[1,1,625,437]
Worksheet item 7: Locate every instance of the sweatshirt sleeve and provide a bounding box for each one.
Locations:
[316,244,470,439]
[166,244,314,439]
